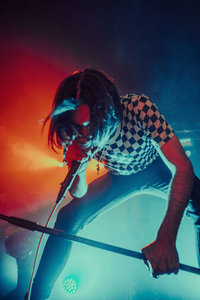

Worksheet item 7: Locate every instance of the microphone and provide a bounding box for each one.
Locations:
[56,160,83,204]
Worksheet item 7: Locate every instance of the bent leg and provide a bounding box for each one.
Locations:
[30,172,113,299]
[30,170,146,299]
[30,156,172,299]
[186,175,200,266]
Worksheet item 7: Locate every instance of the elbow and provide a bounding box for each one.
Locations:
[69,189,87,199]
[68,173,88,198]
[69,185,88,198]
[78,186,88,198]
[175,157,194,174]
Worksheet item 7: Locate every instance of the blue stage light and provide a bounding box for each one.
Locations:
[63,277,78,295]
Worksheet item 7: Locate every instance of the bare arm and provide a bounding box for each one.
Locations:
[157,134,194,240]
[142,134,194,276]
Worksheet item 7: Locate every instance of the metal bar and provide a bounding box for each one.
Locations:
[1,213,200,275]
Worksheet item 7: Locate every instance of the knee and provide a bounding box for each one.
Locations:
[186,198,200,225]
[186,175,200,221]
[54,199,83,233]
[186,208,200,227]
[56,201,75,220]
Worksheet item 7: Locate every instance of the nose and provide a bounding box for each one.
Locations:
[81,126,88,138]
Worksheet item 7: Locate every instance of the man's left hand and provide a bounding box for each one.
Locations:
[141,239,179,278]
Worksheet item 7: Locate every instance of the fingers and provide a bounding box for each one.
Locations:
[166,256,180,275]
[152,273,160,279]
[152,264,179,277]
[143,258,156,277]
[141,241,180,278]
[143,259,160,279]
[66,142,91,165]
[142,257,179,278]
[173,267,179,275]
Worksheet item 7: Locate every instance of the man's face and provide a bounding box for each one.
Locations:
[62,104,91,146]
[71,104,90,131]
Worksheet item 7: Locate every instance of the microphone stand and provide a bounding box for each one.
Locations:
[0,213,200,275]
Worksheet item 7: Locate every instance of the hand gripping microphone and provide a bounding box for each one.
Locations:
[56,160,83,204]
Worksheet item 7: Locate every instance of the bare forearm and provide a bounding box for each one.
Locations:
[157,164,194,242]
[142,136,194,276]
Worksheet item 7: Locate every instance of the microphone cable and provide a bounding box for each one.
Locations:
[26,202,58,300]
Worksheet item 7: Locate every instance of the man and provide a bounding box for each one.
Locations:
[30,69,200,299]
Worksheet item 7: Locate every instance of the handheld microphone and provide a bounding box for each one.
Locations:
[56,160,83,204]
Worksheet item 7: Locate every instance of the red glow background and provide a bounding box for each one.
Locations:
[0,42,105,216]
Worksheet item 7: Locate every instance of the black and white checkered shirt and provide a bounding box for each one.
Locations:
[93,94,174,175]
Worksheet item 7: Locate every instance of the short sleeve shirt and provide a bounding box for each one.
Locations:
[93,94,175,175]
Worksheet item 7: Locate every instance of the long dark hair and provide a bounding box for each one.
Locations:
[44,69,123,151]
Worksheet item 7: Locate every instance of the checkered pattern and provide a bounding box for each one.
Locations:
[93,94,174,175]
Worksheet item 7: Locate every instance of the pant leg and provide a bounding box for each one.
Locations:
[186,175,200,266]
[31,156,172,299]
[186,175,200,221]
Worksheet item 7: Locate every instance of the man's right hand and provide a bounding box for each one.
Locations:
[142,238,179,278]
[65,141,91,174]
[64,141,91,198]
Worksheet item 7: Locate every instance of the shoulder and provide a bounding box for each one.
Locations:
[120,94,139,110]
[121,93,139,102]
[121,93,153,113]
[121,93,151,105]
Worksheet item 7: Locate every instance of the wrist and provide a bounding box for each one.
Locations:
[156,221,178,243]
[156,232,176,245]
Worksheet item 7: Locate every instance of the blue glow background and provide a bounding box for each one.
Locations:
[0,0,200,299]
